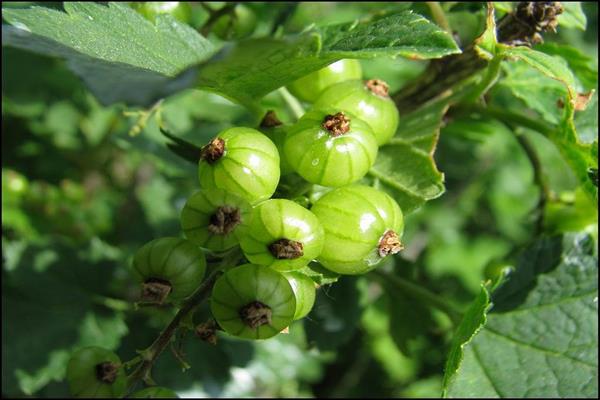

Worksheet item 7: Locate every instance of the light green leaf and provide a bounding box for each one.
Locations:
[557,2,587,30]
[198,11,460,108]
[444,233,598,398]
[298,262,340,286]
[535,43,598,90]
[366,99,447,214]
[502,46,577,99]
[2,2,214,106]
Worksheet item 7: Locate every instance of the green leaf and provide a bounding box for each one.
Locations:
[197,11,460,108]
[443,233,598,398]
[535,43,598,90]
[552,97,598,202]
[575,90,598,144]
[499,61,567,125]
[557,2,587,31]
[2,2,214,106]
[366,99,447,214]
[502,46,577,97]
[298,262,340,286]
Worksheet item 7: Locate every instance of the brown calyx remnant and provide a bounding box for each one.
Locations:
[378,230,404,258]
[366,79,390,97]
[95,362,119,384]
[497,2,563,46]
[195,320,218,345]
[322,112,350,137]
[208,206,241,235]
[141,278,172,304]
[259,110,283,128]
[239,301,272,329]
[200,137,225,164]
[269,239,304,259]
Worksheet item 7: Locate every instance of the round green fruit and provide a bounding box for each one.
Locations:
[66,347,126,398]
[314,79,399,145]
[283,271,317,320]
[239,199,324,271]
[212,4,257,40]
[288,59,363,103]
[131,2,192,23]
[259,111,294,176]
[131,386,179,398]
[283,109,378,187]
[198,127,280,205]
[132,237,206,304]
[181,188,252,252]
[211,264,296,340]
[311,185,404,275]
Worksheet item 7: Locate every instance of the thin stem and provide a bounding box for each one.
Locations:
[426,2,452,33]
[278,87,305,120]
[370,270,464,325]
[514,133,551,234]
[125,250,242,393]
[462,54,503,104]
[199,2,238,36]
[468,105,554,137]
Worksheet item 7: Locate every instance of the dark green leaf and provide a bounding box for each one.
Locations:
[444,233,598,398]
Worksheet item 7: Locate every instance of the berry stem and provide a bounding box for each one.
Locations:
[369,270,464,325]
[124,249,243,394]
[278,87,305,120]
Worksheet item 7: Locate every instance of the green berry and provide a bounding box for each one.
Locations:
[284,109,378,187]
[131,387,179,398]
[283,271,317,320]
[66,347,126,398]
[314,79,399,145]
[259,111,294,176]
[211,264,296,340]
[311,185,404,275]
[131,2,192,23]
[239,199,325,271]
[132,237,206,304]
[198,127,280,205]
[212,4,257,41]
[288,59,363,103]
[181,188,252,252]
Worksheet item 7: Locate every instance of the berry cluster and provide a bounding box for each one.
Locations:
[66,59,405,396]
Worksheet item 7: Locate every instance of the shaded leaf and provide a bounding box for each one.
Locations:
[557,2,587,31]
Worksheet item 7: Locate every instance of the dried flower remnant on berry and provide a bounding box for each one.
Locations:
[366,79,390,97]
[378,230,404,257]
[239,301,272,328]
[208,206,241,235]
[141,278,172,304]
[95,362,119,384]
[269,238,304,259]
[260,110,283,128]
[322,112,350,136]
[200,138,225,164]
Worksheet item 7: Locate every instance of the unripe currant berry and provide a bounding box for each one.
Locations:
[198,127,280,205]
[66,347,126,398]
[239,199,325,271]
[283,109,378,187]
[210,264,296,340]
[287,59,363,103]
[283,271,317,320]
[132,237,206,304]
[180,188,251,252]
[314,79,400,145]
[212,4,257,41]
[311,185,404,275]
[131,2,192,24]
[131,386,179,398]
[259,110,294,176]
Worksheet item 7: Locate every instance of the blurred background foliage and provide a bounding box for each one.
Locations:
[2,2,598,398]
